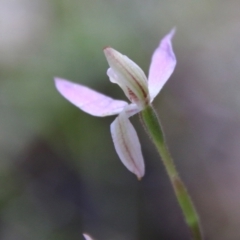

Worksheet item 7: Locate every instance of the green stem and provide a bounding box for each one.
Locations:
[140,105,203,240]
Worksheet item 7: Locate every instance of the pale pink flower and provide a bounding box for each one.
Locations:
[55,30,176,179]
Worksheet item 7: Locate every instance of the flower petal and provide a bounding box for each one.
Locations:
[148,29,176,101]
[83,234,94,240]
[124,103,141,117]
[54,78,128,117]
[104,48,150,108]
[110,111,145,179]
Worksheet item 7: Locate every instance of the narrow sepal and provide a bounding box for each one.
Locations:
[54,78,128,117]
[110,110,145,179]
[148,29,176,101]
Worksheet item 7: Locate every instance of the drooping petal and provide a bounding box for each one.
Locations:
[148,29,176,101]
[54,78,128,117]
[110,111,145,179]
[104,48,150,108]
[83,233,94,240]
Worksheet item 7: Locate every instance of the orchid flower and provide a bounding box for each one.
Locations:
[54,30,176,180]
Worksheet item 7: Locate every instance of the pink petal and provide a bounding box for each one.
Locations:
[54,78,128,117]
[124,103,141,117]
[83,234,94,240]
[148,29,176,101]
[110,111,145,179]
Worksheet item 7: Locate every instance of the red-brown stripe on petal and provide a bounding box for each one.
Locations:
[104,47,149,107]
[110,112,145,179]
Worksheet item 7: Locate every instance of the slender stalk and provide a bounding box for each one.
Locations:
[140,105,203,240]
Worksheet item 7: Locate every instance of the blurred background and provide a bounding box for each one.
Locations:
[1,0,240,239]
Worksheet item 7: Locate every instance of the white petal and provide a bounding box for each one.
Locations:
[107,68,118,84]
[83,234,94,240]
[124,103,141,117]
[104,48,150,108]
[110,111,145,179]
[148,29,176,101]
[54,78,128,117]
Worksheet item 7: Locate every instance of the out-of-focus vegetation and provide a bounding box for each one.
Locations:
[1,0,240,239]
